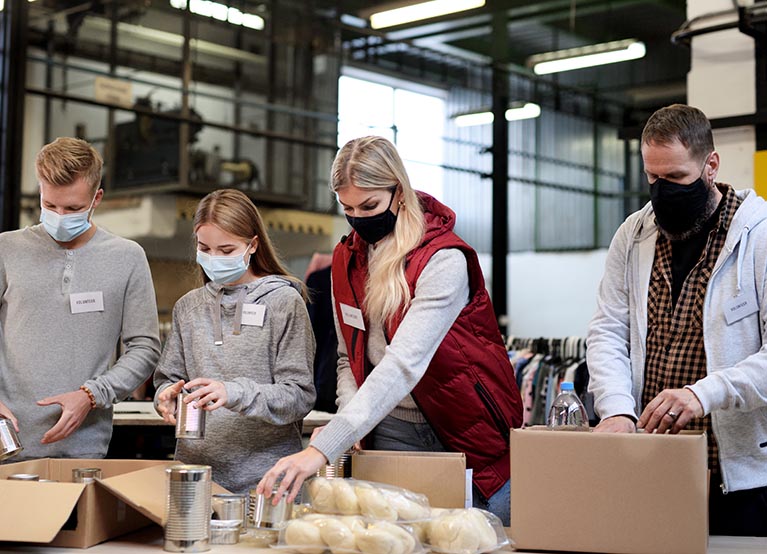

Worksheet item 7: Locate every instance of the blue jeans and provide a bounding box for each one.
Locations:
[371,415,511,526]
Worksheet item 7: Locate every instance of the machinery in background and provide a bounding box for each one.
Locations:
[112,97,260,193]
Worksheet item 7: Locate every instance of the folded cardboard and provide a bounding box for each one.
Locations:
[351,450,467,508]
[0,458,227,548]
[509,428,708,554]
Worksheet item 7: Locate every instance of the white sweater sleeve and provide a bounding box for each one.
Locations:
[312,249,470,463]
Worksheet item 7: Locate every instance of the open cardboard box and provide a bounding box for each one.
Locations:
[0,458,227,548]
[351,450,467,509]
[509,428,708,554]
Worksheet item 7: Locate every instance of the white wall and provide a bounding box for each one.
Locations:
[688,0,756,189]
[503,250,608,338]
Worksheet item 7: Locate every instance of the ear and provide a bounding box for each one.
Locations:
[248,236,259,255]
[92,188,104,210]
[706,152,720,184]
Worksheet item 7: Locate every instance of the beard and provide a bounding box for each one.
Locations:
[658,183,721,242]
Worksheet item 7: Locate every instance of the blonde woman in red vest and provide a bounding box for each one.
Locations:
[257,136,523,525]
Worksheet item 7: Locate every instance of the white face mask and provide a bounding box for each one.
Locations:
[40,191,98,242]
[196,248,252,284]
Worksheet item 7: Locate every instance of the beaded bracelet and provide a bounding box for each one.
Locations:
[79,386,97,409]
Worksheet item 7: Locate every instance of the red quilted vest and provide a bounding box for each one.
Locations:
[331,192,523,499]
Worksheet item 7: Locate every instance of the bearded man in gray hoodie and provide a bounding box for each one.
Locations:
[0,137,160,461]
[587,104,767,536]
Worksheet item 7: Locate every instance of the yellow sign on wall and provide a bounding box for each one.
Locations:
[755,150,767,199]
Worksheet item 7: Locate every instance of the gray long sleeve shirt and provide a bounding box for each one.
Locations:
[0,225,161,460]
[153,276,316,494]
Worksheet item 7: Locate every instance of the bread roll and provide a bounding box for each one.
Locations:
[354,527,406,554]
[466,509,498,552]
[428,513,480,554]
[356,484,397,521]
[332,478,360,515]
[318,517,357,553]
[284,520,324,554]
[308,477,336,513]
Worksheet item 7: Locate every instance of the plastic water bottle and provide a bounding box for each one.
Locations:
[547,382,589,431]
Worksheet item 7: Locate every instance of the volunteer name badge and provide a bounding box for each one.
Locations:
[340,303,365,331]
[241,303,266,327]
[724,290,758,325]
[70,291,104,314]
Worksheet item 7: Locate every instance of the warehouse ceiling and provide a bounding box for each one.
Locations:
[27,0,693,117]
[331,0,691,112]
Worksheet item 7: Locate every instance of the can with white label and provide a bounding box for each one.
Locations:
[0,417,22,461]
[175,389,206,440]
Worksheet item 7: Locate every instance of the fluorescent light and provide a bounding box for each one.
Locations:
[169,0,264,31]
[454,103,541,127]
[528,39,645,75]
[370,0,485,30]
[0,0,37,11]
[505,102,541,121]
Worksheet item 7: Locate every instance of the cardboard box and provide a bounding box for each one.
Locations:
[351,450,467,509]
[509,428,708,554]
[0,458,226,548]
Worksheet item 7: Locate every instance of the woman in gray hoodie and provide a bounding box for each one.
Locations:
[153,189,316,494]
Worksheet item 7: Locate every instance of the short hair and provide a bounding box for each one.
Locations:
[641,104,714,163]
[35,137,103,194]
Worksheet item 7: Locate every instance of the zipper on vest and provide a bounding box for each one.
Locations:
[474,382,510,441]
[347,252,362,362]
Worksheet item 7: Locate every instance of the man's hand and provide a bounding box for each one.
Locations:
[594,414,636,433]
[256,447,329,504]
[185,378,227,411]
[638,388,704,434]
[0,400,19,432]
[157,381,186,424]
[37,389,93,444]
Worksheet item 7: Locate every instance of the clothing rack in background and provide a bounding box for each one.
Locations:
[506,336,598,427]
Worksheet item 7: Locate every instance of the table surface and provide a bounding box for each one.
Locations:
[113,402,333,433]
[1,526,765,553]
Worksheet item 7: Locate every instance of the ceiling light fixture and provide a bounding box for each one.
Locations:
[454,103,541,127]
[169,0,264,31]
[527,39,645,75]
[369,0,485,30]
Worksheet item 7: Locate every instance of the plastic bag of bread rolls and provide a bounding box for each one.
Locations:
[423,508,508,554]
[302,478,430,522]
[276,514,424,554]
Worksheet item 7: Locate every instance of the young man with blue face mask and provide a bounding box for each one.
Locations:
[0,137,161,461]
[587,104,767,536]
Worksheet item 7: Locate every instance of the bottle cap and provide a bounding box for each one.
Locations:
[560,381,574,391]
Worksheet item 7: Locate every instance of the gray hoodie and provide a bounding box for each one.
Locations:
[154,276,316,494]
[587,187,767,492]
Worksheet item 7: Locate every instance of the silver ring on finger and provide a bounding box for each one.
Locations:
[666,410,679,420]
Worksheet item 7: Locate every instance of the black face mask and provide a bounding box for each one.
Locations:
[649,161,711,236]
[346,189,398,245]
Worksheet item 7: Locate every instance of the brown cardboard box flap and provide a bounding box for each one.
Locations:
[352,450,467,509]
[0,481,86,543]
[96,464,172,525]
[98,462,231,526]
[510,429,708,554]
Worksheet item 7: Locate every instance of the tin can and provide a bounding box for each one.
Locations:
[316,450,352,479]
[164,464,211,552]
[7,473,38,481]
[248,487,291,530]
[175,389,206,440]
[212,493,247,534]
[0,417,22,461]
[209,520,240,545]
[73,467,102,483]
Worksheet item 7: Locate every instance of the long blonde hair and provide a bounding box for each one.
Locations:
[193,189,306,298]
[331,136,425,325]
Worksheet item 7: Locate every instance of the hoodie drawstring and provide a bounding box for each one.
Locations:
[735,226,749,296]
[213,287,247,345]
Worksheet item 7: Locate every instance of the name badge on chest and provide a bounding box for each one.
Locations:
[340,303,365,331]
[241,304,266,327]
[70,291,104,314]
[724,290,759,325]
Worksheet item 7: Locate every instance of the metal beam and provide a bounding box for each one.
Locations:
[0,0,29,231]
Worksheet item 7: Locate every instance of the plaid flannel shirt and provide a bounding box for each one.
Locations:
[643,184,741,474]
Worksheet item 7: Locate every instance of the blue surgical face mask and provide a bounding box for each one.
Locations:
[196,248,252,285]
[40,191,98,243]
